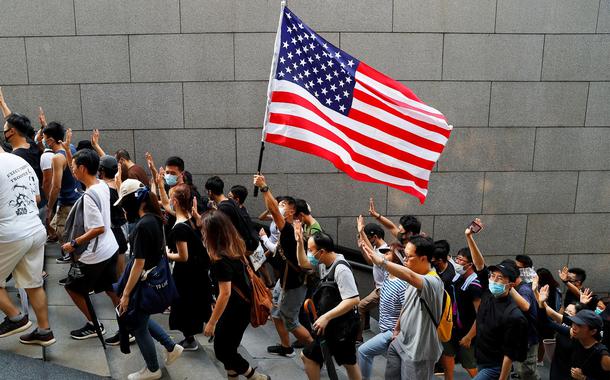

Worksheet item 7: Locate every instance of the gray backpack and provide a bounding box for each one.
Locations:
[62,190,103,258]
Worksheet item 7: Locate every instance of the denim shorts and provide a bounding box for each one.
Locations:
[271,280,307,331]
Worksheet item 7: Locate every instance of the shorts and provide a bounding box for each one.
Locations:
[271,280,306,331]
[50,204,73,244]
[302,333,358,367]
[111,226,128,254]
[0,229,46,288]
[65,254,118,295]
[442,335,477,369]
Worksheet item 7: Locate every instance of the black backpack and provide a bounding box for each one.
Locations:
[312,260,359,341]
[222,199,260,252]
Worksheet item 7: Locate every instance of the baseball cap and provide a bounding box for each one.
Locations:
[568,309,604,331]
[114,179,144,206]
[99,155,118,172]
[488,259,519,282]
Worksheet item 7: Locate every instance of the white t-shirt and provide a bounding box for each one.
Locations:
[0,153,45,243]
[79,181,118,265]
[372,243,389,289]
[318,254,359,300]
[39,149,54,171]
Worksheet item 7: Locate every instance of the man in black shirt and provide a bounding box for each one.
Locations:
[254,174,313,358]
[465,221,528,380]
[567,309,610,380]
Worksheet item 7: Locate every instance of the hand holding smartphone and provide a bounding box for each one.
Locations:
[468,219,482,234]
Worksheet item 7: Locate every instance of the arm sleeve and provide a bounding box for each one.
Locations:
[213,258,234,283]
[83,192,104,230]
[477,267,490,290]
[335,264,359,300]
[133,225,153,260]
[502,313,529,362]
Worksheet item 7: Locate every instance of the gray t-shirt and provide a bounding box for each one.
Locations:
[317,254,359,300]
[397,271,444,362]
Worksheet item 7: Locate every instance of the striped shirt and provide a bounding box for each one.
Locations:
[378,275,408,332]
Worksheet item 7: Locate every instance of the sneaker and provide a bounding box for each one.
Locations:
[127,367,162,380]
[105,331,136,346]
[165,344,183,366]
[19,328,56,346]
[291,340,305,349]
[0,315,32,338]
[178,338,199,351]
[58,277,67,286]
[267,344,296,357]
[56,255,71,264]
[70,322,105,340]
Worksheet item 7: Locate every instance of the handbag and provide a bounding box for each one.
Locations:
[136,254,179,315]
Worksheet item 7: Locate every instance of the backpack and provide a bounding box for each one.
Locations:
[231,257,273,327]
[312,260,359,341]
[62,190,103,258]
[421,287,453,343]
[222,199,260,252]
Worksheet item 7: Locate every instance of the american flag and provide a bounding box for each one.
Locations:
[262,6,453,203]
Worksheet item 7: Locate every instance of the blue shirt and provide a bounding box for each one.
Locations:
[516,282,539,346]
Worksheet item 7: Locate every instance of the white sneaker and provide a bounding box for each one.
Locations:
[165,344,183,366]
[127,366,162,380]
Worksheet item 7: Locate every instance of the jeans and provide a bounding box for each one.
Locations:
[130,312,175,372]
[473,366,501,380]
[358,330,392,379]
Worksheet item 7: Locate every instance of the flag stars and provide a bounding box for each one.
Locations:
[330,84,337,91]
[283,41,289,49]
[345,77,352,83]
[321,88,328,95]
[291,37,297,45]
[293,76,299,82]
[287,52,293,60]
[285,67,292,73]
[312,67,319,74]
[286,12,292,19]
[308,57,314,64]
[334,52,341,58]
[292,62,298,70]
[278,71,285,78]
[339,105,346,112]
[295,48,302,56]
[325,74,333,81]
[299,59,306,66]
[317,77,323,85]
[325,98,332,105]
[339,80,344,87]
[303,70,310,77]
[309,43,315,50]
[347,60,355,67]
[334,94,341,102]
[343,90,349,98]
[314,91,319,97]
[297,34,304,42]
[315,54,321,60]
[327,60,334,68]
[333,70,339,77]
[279,56,286,64]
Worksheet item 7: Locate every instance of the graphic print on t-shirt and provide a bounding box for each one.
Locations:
[6,163,38,216]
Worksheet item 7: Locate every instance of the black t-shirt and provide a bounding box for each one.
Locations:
[278,222,303,289]
[168,219,209,267]
[564,289,580,308]
[475,267,529,366]
[12,142,43,203]
[130,214,164,270]
[108,187,126,227]
[452,274,483,338]
[439,263,456,291]
[218,199,250,242]
[571,342,610,379]
[211,255,250,305]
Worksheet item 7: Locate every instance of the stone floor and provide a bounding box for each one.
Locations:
[0,243,552,379]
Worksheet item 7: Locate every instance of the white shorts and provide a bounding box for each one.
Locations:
[0,229,46,289]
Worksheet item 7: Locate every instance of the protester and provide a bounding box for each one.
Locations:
[228,184,250,216]
[355,217,389,342]
[0,147,55,346]
[258,195,288,255]
[439,247,482,379]
[201,210,270,380]
[294,224,361,380]
[367,197,421,244]
[558,266,587,310]
[432,240,456,292]
[365,234,444,379]
[113,149,150,187]
[357,242,407,380]
[115,179,183,380]
[253,174,313,357]
[465,220,529,380]
[166,184,212,351]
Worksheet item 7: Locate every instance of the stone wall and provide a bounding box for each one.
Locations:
[1,0,608,290]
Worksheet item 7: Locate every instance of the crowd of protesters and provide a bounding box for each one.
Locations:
[0,86,609,380]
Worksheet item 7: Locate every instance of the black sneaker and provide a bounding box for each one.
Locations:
[0,315,32,338]
[291,340,305,349]
[19,328,56,347]
[56,255,72,264]
[58,277,67,286]
[267,344,296,357]
[105,331,135,346]
[70,322,105,340]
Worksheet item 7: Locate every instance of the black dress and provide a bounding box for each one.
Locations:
[167,218,213,337]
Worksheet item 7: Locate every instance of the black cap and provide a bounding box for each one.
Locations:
[488,259,519,282]
[568,309,603,331]
[99,155,118,174]
[364,223,384,238]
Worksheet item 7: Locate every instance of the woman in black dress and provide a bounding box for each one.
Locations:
[166,184,212,351]
[200,210,270,380]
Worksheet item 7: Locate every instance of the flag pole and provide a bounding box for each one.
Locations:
[254,0,286,197]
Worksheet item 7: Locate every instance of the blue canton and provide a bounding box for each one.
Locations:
[275,7,360,116]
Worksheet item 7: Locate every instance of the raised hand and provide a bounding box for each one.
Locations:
[145,152,158,179]
[115,163,123,190]
[356,215,365,233]
[465,218,483,236]
[558,266,569,282]
[65,128,72,147]
[91,129,100,147]
[538,284,549,303]
[259,228,267,238]
[368,196,380,218]
[38,107,47,128]
[0,87,4,105]
[580,288,593,305]
[253,174,267,188]
[293,219,303,242]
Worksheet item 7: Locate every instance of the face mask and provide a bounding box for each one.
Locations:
[42,139,50,150]
[307,251,319,267]
[595,308,603,315]
[396,232,405,243]
[489,281,507,298]
[279,206,286,217]
[455,264,468,276]
[164,173,178,187]
[519,267,536,283]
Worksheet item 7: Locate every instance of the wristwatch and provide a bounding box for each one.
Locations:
[70,239,79,248]
[260,185,269,193]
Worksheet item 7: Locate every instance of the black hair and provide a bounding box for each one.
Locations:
[456,247,472,262]
[294,198,311,215]
[73,149,100,175]
[399,215,421,234]
[275,195,288,203]
[76,140,93,151]
[312,231,334,252]
[281,196,296,207]
[432,239,450,263]
[569,268,587,283]
[230,185,248,205]
[42,121,65,142]
[409,234,434,262]
[5,113,32,137]
[515,254,534,268]
[364,223,385,239]
[165,156,185,172]
[99,165,117,179]
[115,149,131,161]
[205,175,224,196]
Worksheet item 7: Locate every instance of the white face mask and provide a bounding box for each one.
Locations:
[455,264,467,276]
[279,206,286,217]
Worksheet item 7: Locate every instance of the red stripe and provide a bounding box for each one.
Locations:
[268,112,430,189]
[271,91,435,171]
[265,133,427,203]
[353,86,451,140]
[357,62,422,103]
[356,78,448,124]
[272,90,442,157]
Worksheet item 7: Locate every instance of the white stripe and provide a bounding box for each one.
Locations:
[356,70,448,124]
[269,101,433,180]
[265,122,428,196]
[270,79,441,162]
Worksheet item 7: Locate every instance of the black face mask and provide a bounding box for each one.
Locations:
[121,196,141,223]
[397,232,407,243]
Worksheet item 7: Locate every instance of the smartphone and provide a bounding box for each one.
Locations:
[115,305,122,317]
[468,219,482,234]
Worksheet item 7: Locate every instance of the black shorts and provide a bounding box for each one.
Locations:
[302,335,357,367]
[111,226,128,254]
[65,254,117,295]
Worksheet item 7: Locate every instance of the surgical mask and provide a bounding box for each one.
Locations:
[279,206,286,217]
[518,267,536,283]
[307,251,319,267]
[42,139,50,150]
[164,173,178,187]
[455,263,468,276]
[489,281,507,297]
[595,308,603,315]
